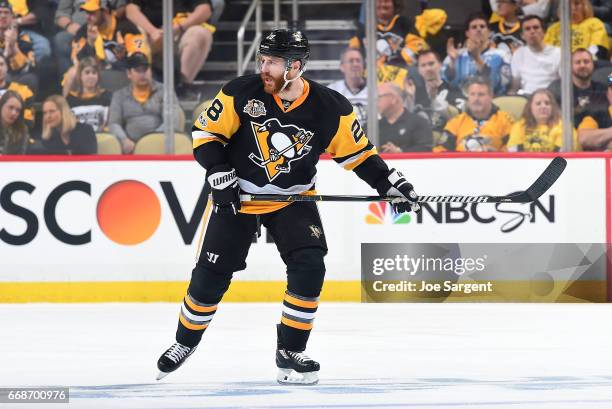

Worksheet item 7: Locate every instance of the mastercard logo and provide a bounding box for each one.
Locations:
[97,180,162,245]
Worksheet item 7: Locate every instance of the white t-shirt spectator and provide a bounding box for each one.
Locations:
[511,45,560,95]
[328,80,368,126]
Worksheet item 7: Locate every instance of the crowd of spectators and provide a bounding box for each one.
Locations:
[0,0,210,155]
[337,0,612,152]
[0,0,610,155]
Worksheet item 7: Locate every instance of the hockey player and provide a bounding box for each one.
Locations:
[156,29,420,385]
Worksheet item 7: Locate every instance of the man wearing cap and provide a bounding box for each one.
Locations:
[0,1,35,81]
[71,0,148,70]
[54,0,126,76]
[577,72,612,150]
[107,52,184,153]
[125,0,214,98]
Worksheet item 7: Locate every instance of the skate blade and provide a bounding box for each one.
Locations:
[156,371,169,381]
[276,368,319,385]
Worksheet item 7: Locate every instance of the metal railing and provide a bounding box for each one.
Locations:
[237,0,263,76]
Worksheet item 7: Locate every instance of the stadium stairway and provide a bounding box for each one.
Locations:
[180,0,361,128]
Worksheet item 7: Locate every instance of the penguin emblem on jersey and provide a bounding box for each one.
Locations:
[243,99,267,118]
[249,118,314,181]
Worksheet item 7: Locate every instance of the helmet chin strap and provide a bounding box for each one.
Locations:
[278,60,305,93]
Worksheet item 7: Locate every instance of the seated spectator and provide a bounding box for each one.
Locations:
[577,72,612,150]
[40,95,97,154]
[63,57,112,132]
[350,0,447,67]
[415,50,465,131]
[0,89,28,154]
[508,88,578,151]
[328,48,368,126]
[548,48,608,125]
[377,81,433,152]
[0,1,36,90]
[108,52,184,154]
[489,0,552,20]
[436,77,514,151]
[0,53,33,126]
[545,0,609,60]
[510,15,561,95]
[10,0,51,63]
[490,0,525,54]
[126,0,214,98]
[443,13,512,96]
[71,0,148,72]
[54,0,126,75]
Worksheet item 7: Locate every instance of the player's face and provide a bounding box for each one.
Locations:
[417,53,440,81]
[607,86,612,106]
[340,50,364,79]
[467,84,492,115]
[1,96,21,126]
[571,51,593,81]
[466,19,489,43]
[521,18,544,46]
[531,92,552,123]
[259,55,287,94]
[0,57,7,82]
[376,0,395,21]
[81,66,99,90]
[43,101,62,128]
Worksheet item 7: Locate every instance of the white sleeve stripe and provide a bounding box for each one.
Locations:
[192,130,217,140]
[335,148,373,168]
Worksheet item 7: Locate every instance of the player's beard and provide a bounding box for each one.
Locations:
[261,72,287,94]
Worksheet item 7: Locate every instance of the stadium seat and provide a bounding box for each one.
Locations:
[493,96,527,121]
[133,132,193,154]
[96,132,122,154]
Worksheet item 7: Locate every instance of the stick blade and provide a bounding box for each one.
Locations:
[524,156,567,202]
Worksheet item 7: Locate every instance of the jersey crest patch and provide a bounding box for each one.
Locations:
[243,99,267,118]
[248,118,314,182]
[197,111,208,128]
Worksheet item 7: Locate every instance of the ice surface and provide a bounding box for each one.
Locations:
[1,303,611,409]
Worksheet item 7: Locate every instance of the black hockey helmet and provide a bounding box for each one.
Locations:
[258,29,310,71]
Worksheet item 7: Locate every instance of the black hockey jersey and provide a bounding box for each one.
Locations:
[192,74,378,214]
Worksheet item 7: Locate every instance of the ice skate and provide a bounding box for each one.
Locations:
[156,342,197,380]
[276,348,320,385]
[276,324,319,385]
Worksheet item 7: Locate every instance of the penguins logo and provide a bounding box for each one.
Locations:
[249,118,314,181]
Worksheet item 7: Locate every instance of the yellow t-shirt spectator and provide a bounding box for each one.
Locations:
[436,107,514,152]
[544,18,609,54]
[508,119,579,152]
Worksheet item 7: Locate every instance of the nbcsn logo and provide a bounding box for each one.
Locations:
[365,202,411,225]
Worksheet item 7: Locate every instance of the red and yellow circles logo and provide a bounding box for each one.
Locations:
[97,180,162,245]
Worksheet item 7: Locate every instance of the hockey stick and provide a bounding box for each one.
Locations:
[239,156,567,204]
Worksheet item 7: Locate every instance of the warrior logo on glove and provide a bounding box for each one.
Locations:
[249,118,314,181]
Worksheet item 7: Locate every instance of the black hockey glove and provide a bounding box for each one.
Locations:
[375,168,420,214]
[207,164,241,215]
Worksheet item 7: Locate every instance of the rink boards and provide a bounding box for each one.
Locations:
[0,153,610,302]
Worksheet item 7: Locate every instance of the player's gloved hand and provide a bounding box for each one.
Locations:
[375,168,420,213]
[207,164,241,215]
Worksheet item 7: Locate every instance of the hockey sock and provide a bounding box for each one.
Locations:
[279,290,319,351]
[176,292,218,347]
